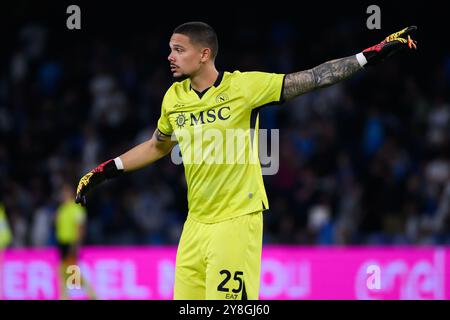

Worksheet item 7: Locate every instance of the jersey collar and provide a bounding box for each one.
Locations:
[191,71,224,99]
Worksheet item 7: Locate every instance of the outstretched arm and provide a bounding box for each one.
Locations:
[282,26,417,101]
[282,55,362,100]
[75,128,176,206]
[120,129,177,171]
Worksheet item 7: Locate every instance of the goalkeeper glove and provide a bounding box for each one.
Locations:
[358,26,417,67]
[75,158,124,206]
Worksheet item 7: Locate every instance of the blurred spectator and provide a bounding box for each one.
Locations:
[30,200,56,247]
[427,96,450,147]
[55,183,86,264]
[0,203,12,248]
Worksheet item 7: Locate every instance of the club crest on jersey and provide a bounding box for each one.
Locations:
[176,113,187,128]
[215,92,229,104]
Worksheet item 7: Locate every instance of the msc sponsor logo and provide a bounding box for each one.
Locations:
[190,106,230,126]
[175,106,231,128]
[176,113,187,129]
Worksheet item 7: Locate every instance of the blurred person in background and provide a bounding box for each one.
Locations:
[0,202,12,300]
[55,183,91,299]
[56,183,86,266]
[0,202,12,249]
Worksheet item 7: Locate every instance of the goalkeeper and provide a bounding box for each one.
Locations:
[75,23,417,300]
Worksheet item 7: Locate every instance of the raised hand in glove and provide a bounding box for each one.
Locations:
[358,26,418,67]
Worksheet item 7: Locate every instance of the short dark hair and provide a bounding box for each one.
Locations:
[173,22,219,59]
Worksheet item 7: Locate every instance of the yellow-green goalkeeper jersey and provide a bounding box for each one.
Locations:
[157,71,285,223]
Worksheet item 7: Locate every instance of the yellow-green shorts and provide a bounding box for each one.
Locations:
[173,211,263,300]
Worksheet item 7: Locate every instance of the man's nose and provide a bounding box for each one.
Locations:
[168,53,174,62]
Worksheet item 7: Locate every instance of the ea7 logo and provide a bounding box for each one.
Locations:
[366,264,381,290]
[190,106,231,126]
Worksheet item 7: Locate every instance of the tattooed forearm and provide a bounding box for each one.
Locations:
[282,55,362,101]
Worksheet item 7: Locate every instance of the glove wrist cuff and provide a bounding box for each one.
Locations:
[356,52,368,67]
[104,159,123,179]
[93,159,124,179]
[114,157,124,170]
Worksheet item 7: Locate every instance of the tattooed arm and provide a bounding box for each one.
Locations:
[118,128,177,172]
[282,55,362,101]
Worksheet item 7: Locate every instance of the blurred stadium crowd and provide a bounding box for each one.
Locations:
[1,3,450,249]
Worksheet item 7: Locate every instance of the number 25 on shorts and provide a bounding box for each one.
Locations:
[217,269,244,299]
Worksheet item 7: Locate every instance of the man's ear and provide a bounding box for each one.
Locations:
[200,48,212,62]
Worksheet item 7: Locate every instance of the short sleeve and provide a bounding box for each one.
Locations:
[240,72,285,109]
[157,92,174,136]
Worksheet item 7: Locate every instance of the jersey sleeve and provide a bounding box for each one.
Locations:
[240,72,285,109]
[156,90,174,136]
